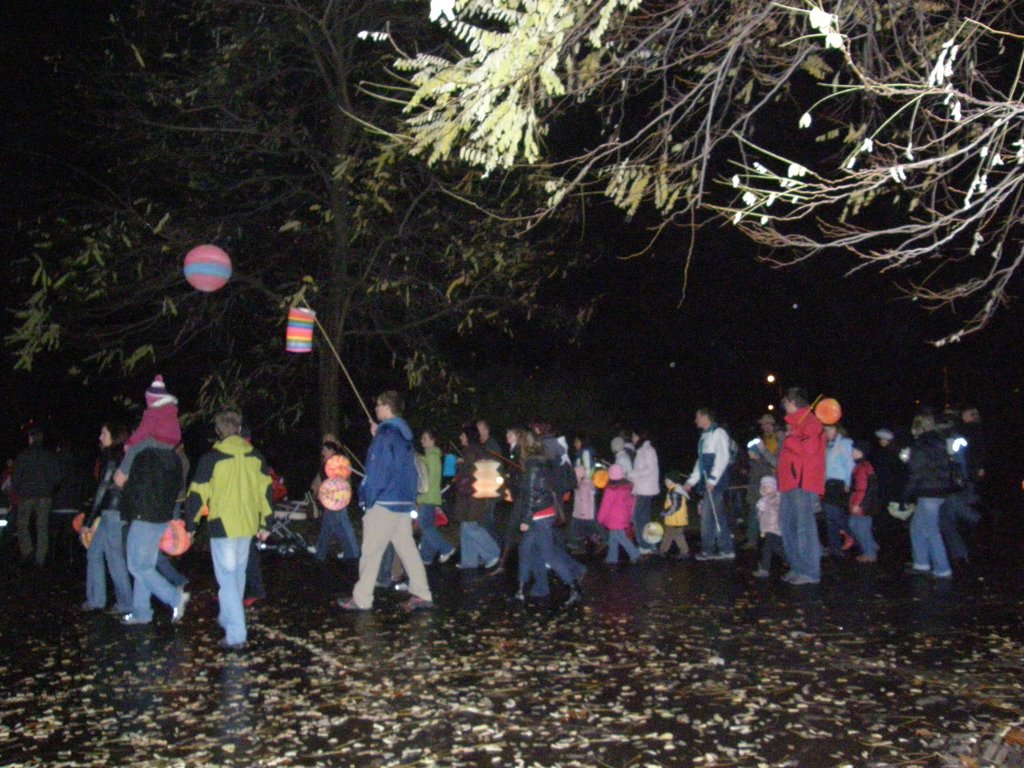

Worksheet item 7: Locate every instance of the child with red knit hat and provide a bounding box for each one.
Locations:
[117,375,183,479]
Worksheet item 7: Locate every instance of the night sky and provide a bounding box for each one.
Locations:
[2,1,1022,502]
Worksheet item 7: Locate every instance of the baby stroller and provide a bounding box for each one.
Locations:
[259,492,315,555]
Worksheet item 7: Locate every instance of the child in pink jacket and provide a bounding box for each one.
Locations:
[596,464,639,564]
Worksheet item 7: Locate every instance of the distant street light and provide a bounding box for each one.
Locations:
[766,374,776,384]
[767,404,775,411]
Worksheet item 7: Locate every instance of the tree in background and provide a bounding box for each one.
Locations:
[7,0,592,436]
[395,0,1023,343]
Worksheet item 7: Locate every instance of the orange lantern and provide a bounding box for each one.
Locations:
[471,460,504,499]
[324,454,352,480]
[72,512,85,533]
[592,468,610,490]
[160,519,192,556]
[815,397,842,425]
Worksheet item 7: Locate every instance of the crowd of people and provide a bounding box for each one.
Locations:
[1,376,989,649]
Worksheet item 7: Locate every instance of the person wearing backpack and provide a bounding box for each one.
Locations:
[848,441,880,563]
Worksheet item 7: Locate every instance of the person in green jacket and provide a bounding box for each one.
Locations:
[416,428,455,564]
[185,411,272,649]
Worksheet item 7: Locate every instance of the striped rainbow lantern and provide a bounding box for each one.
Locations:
[286,306,316,353]
[183,244,232,292]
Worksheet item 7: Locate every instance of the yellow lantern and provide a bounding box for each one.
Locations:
[472,460,504,499]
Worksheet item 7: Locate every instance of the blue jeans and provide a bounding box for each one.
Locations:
[848,515,878,558]
[418,504,454,563]
[459,522,499,567]
[699,486,735,556]
[126,520,183,622]
[85,511,133,611]
[605,529,639,564]
[940,491,979,562]
[823,501,852,557]
[315,508,360,561]
[518,517,584,597]
[211,537,251,645]
[910,497,951,576]
[780,489,821,581]
[632,495,656,552]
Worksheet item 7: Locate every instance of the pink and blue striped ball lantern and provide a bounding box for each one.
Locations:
[183,244,232,292]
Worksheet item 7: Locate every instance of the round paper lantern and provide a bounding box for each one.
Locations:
[160,519,192,556]
[592,468,610,490]
[642,521,665,545]
[183,244,232,292]
[72,512,85,533]
[324,454,352,480]
[318,477,352,511]
[814,397,842,425]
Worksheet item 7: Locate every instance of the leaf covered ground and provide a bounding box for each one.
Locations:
[1,523,1022,768]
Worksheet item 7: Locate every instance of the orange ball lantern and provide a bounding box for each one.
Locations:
[324,454,352,480]
[815,397,842,425]
[318,477,352,511]
[160,519,192,556]
[72,512,85,533]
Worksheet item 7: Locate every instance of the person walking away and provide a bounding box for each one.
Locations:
[752,475,785,578]
[903,414,955,579]
[514,429,586,606]
[338,391,434,611]
[597,464,639,564]
[658,471,690,559]
[848,441,880,562]
[777,388,826,585]
[184,411,273,647]
[628,428,660,556]
[81,422,133,614]
[683,409,735,561]
[12,425,64,566]
[119,442,187,625]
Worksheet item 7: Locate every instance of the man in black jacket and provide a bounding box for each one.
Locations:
[12,426,64,566]
[120,446,189,625]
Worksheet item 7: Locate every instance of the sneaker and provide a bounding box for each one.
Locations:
[716,552,736,561]
[171,590,190,623]
[513,589,525,602]
[243,597,261,608]
[694,552,716,562]
[932,570,953,579]
[438,549,456,564]
[337,597,368,611]
[306,545,317,555]
[788,574,820,585]
[484,556,500,569]
[752,568,770,579]
[393,582,409,592]
[905,564,931,575]
[120,613,150,626]
[401,596,434,611]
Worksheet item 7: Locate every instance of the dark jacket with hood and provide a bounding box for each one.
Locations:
[120,446,182,525]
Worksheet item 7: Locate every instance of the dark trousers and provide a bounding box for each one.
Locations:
[759,532,785,572]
